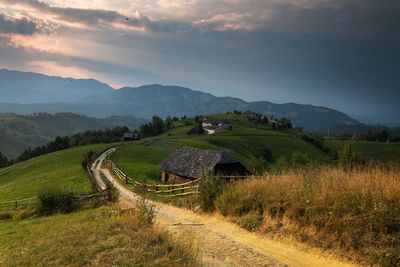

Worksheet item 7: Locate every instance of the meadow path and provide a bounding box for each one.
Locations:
[94,148,358,267]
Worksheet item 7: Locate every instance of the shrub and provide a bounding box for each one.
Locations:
[37,186,76,214]
[197,168,222,212]
[291,151,309,168]
[338,143,360,169]
[274,155,288,172]
[247,155,268,175]
[81,150,95,169]
[239,212,263,232]
[134,195,156,225]
[105,180,120,202]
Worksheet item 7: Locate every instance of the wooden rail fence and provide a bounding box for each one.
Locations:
[106,160,199,197]
[0,198,39,214]
[105,159,266,197]
[0,188,112,215]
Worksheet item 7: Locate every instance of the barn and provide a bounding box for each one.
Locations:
[158,146,248,183]
[122,132,140,141]
[202,117,230,127]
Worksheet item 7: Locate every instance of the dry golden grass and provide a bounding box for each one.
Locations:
[215,164,400,266]
[0,205,199,266]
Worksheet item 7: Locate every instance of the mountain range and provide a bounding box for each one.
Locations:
[0,69,360,131]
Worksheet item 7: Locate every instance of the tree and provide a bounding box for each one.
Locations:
[165,115,173,130]
[0,152,9,168]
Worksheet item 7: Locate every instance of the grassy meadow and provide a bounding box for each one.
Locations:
[214,164,400,266]
[0,143,110,202]
[0,206,199,266]
[325,140,400,163]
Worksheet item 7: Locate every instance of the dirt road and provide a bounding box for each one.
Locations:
[94,149,358,267]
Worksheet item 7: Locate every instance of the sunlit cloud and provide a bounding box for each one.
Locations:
[28,60,98,78]
[0,0,399,115]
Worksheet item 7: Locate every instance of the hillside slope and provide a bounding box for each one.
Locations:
[0,113,146,158]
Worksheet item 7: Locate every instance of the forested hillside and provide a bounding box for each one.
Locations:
[0,113,146,158]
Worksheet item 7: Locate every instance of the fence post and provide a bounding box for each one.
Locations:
[125,173,128,184]
[15,201,18,210]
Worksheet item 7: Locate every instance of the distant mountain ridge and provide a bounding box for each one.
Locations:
[0,69,114,103]
[0,69,359,131]
[0,112,147,158]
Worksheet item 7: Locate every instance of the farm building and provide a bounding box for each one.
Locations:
[202,117,230,127]
[217,123,232,132]
[122,132,140,141]
[158,146,248,183]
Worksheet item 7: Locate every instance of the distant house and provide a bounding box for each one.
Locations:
[158,146,248,183]
[243,111,258,116]
[122,132,140,141]
[187,125,205,135]
[202,117,230,128]
[217,123,232,132]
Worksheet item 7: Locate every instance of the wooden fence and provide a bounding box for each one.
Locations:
[0,188,112,215]
[0,197,39,214]
[106,160,199,197]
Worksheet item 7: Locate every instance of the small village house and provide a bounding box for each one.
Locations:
[158,146,248,183]
[218,123,232,132]
[202,117,230,128]
[122,132,140,141]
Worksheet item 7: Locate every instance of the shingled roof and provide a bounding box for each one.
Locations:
[158,146,239,179]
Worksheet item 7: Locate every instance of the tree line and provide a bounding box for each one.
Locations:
[0,126,130,168]
[0,115,186,169]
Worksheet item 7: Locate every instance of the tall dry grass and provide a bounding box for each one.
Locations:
[215,164,400,266]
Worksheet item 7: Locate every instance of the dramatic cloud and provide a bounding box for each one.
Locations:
[0,0,399,118]
[0,13,38,35]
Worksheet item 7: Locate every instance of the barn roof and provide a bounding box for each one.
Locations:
[204,117,230,124]
[158,146,239,178]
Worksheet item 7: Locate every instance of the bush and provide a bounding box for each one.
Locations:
[247,155,268,175]
[198,168,222,212]
[105,180,120,202]
[37,186,76,214]
[291,151,309,168]
[338,143,360,169]
[134,196,156,225]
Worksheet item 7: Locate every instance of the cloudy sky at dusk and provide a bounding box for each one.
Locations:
[0,0,399,117]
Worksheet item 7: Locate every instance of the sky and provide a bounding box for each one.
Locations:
[0,0,399,118]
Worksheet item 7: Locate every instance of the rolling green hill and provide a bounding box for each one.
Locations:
[0,113,146,158]
[109,113,330,182]
[0,143,111,202]
[1,113,399,203]
[110,113,400,183]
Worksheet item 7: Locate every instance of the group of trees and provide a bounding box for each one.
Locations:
[0,152,10,168]
[336,130,389,142]
[353,130,388,142]
[139,116,179,138]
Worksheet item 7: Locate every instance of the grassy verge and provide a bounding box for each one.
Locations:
[0,206,199,266]
[214,164,400,266]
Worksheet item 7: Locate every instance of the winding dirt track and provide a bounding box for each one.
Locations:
[94,149,359,267]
